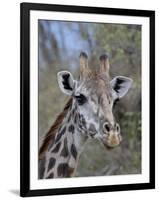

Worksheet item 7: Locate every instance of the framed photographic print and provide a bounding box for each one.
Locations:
[20,2,155,197]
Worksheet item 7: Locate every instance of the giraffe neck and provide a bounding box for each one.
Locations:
[41,101,88,179]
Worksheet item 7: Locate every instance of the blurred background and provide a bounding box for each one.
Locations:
[38,20,141,176]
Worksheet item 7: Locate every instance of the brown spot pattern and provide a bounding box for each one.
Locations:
[67,114,71,123]
[74,113,77,124]
[68,124,75,134]
[60,138,69,157]
[55,126,66,143]
[57,163,69,177]
[51,142,61,153]
[47,157,56,172]
[71,144,77,160]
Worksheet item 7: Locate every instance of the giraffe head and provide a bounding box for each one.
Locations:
[57,52,132,149]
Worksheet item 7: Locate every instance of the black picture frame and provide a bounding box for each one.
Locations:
[20,2,155,197]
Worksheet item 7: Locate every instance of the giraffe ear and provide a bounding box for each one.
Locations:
[110,76,133,99]
[57,71,75,95]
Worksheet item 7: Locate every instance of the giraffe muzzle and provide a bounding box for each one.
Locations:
[102,122,122,148]
[103,132,122,148]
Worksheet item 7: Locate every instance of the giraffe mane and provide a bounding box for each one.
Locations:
[39,98,73,160]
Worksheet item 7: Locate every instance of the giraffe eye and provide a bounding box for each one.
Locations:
[75,94,87,105]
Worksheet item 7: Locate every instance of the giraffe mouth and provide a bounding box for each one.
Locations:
[103,142,120,150]
[101,133,122,149]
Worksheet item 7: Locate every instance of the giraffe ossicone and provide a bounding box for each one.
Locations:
[39,52,133,179]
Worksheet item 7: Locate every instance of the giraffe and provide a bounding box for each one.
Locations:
[38,52,133,179]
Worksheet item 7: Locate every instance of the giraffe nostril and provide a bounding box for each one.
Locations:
[103,122,111,132]
[116,123,120,132]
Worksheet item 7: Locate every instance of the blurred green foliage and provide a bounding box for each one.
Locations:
[38,20,141,176]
